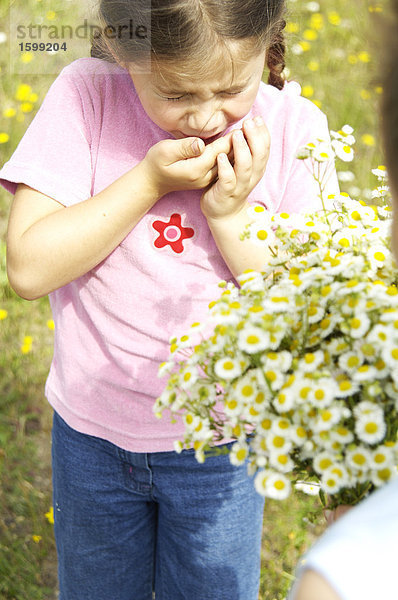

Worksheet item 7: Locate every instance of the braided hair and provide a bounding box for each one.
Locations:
[266,19,286,90]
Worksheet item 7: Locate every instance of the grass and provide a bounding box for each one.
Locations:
[0,0,387,598]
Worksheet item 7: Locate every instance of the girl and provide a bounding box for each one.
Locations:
[1,1,339,598]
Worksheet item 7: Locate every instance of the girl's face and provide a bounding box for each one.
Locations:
[126,46,266,141]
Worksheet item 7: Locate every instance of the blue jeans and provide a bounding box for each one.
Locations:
[51,412,265,600]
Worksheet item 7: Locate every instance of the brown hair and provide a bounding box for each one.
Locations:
[91,0,286,89]
[380,0,398,193]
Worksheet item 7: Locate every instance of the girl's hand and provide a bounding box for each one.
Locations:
[200,117,270,221]
[142,133,234,199]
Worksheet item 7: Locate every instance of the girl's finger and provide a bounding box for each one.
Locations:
[232,129,252,185]
[216,153,236,191]
[242,117,270,176]
[203,164,219,186]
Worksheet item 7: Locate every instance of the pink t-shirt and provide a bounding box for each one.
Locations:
[0,58,339,452]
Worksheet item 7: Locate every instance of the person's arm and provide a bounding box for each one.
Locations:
[7,134,232,300]
[205,203,272,278]
[293,569,342,600]
[201,117,273,278]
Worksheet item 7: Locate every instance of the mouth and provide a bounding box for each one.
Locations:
[178,130,224,144]
[201,132,224,145]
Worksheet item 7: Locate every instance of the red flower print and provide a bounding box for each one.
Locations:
[152,213,194,254]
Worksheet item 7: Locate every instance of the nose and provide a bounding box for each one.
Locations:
[185,99,223,136]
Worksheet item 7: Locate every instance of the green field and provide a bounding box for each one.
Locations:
[0,0,387,598]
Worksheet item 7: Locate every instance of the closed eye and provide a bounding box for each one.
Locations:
[164,95,185,101]
[222,90,244,96]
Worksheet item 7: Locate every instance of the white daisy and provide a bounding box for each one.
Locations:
[291,424,308,446]
[264,471,292,500]
[309,379,337,408]
[262,350,292,373]
[371,165,388,180]
[224,396,244,418]
[295,481,321,495]
[238,326,270,354]
[313,451,338,475]
[258,414,274,435]
[263,292,291,313]
[352,364,378,383]
[342,313,371,339]
[332,229,354,250]
[330,425,354,445]
[370,445,395,470]
[332,139,354,162]
[326,337,349,356]
[371,466,397,487]
[313,406,343,432]
[174,440,184,453]
[353,400,384,419]
[262,367,285,391]
[246,204,269,219]
[272,389,296,413]
[214,357,243,380]
[298,350,325,373]
[320,470,343,494]
[355,413,386,445]
[233,375,258,404]
[183,413,200,431]
[335,377,359,398]
[345,446,372,471]
[229,442,250,466]
[267,431,292,455]
[307,304,325,324]
[381,344,398,369]
[271,417,292,436]
[338,351,364,373]
[254,468,273,495]
[368,244,389,270]
[327,463,350,486]
[249,221,276,246]
[269,451,294,473]
[367,323,390,345]
[317,314,339,339]
[312,141,334,162]
[180,366,199,389]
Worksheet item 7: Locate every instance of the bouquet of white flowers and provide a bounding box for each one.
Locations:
[154,127,398,509]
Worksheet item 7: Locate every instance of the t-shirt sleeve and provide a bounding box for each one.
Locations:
[0,61,93,207]
[276,98,340,215]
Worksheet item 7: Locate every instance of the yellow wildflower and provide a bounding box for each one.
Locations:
[302,85,314,98]
[21,336,33,354]
[360,89,371,100]
[310,13,324,30]
[299,41,311,52]
[3,108,16,118]
[358,51,371,63]
[45,507,54,524]
[307,60,320,72]
[286,22,299,34]
[21,52,34,64]
[361,134,376,147]
[303,29,318,41]
[328,11,341,25]
[15,84,32,102]
[20,102,34,113]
